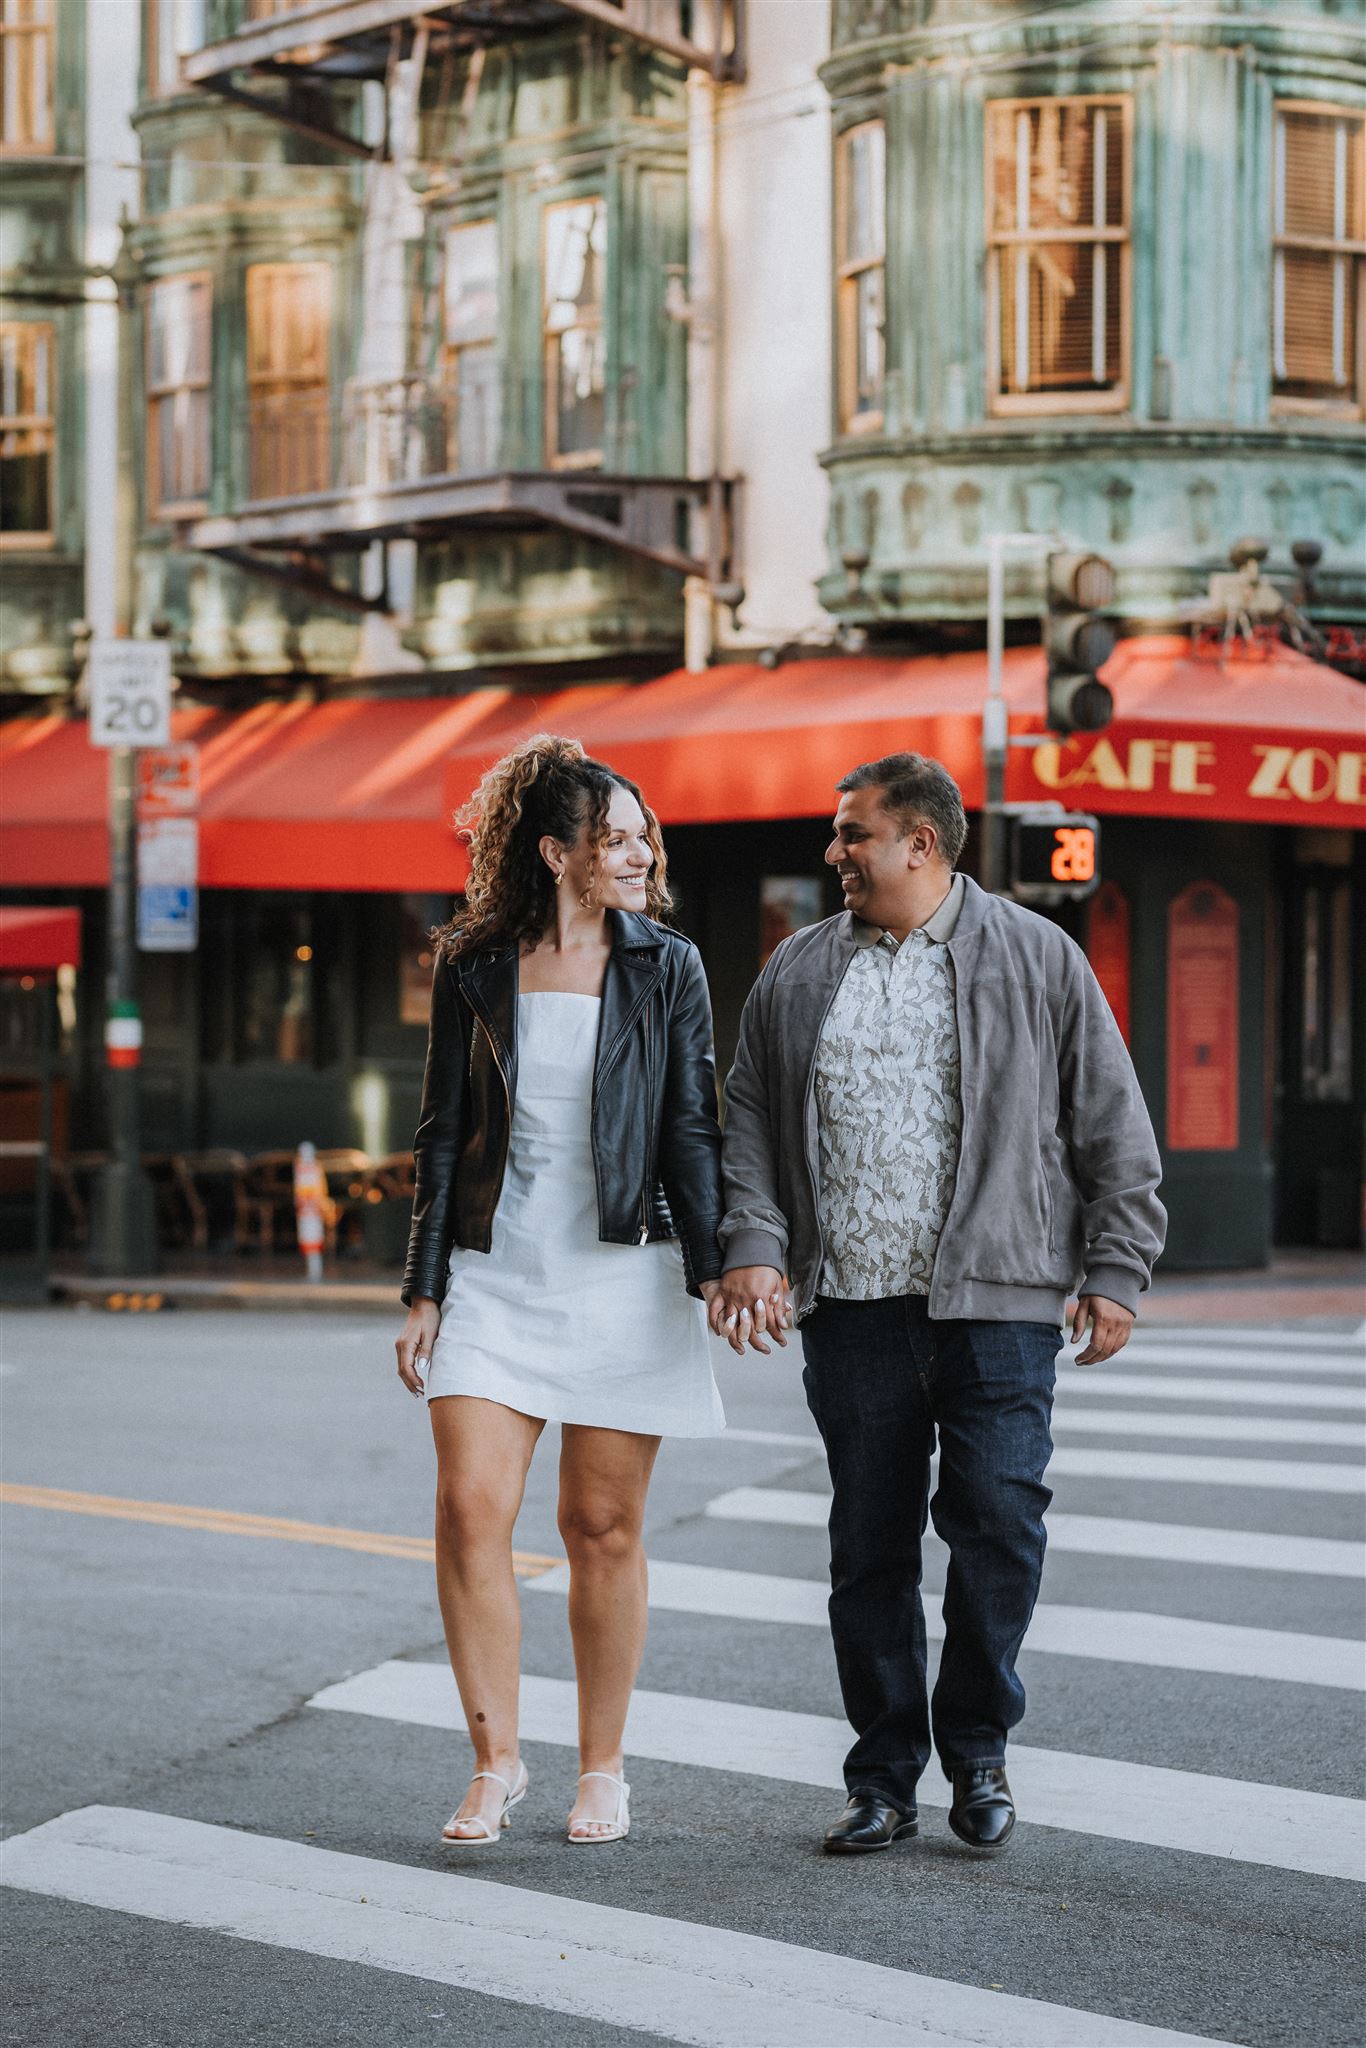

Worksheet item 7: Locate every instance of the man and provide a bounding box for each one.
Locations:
[711,754,1165,1855]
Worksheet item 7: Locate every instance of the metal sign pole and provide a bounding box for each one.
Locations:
[86,639,173,1278]
[90,744,158,1276]
[981,539,1009,895]
[982,532,1051,894]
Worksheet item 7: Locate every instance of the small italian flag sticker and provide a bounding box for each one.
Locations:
[106,1002,142,1069]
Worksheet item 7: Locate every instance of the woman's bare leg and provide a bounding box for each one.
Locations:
[430,1395,544,1834]
[557,1424,660,1835]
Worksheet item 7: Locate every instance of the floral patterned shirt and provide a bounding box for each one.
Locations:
[814,874,965,1299]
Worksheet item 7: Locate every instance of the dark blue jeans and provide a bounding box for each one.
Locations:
[800,1294,1058,1814]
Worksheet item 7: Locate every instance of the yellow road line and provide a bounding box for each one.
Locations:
[0,1484,561,1579]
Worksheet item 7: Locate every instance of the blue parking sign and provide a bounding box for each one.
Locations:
[138,884,198,953]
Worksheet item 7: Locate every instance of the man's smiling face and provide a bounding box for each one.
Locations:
[825,784,924,924]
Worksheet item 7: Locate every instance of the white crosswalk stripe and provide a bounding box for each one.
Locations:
[1125,1342,1362,1368]
[1128,1327,1363,1354]
[1043,1446,1364,1491]
[719,1443,1365,1495]
[307,1663,1366,1884]
[729,1412,1366,1448]
[721,1426,821,1448]
[1052,1408,1364,1447]
[0,1807,1239,2048]
[1057,1372,1365,1411]
[704,1487,1366,1576]
[525,1559,1364,1688]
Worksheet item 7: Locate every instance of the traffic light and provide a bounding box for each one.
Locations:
[1045,551,1116,735]
[1010,808,1101,902]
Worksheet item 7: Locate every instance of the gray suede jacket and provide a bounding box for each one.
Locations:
[720,876,1166,1324]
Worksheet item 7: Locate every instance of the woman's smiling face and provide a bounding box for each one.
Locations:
[556,783,654,910]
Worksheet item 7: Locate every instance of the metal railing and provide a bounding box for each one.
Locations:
[218,371,725,579]
[192,1,743,84]
[237,370,660,503]
[241,376,487,503]
[234,1,721,43]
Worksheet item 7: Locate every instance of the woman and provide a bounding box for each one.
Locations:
[395,734,727,1848]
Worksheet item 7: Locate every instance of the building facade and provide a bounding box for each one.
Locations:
[2,0,140,676]
[815,0,1366,636]
[1,0,1362,1270]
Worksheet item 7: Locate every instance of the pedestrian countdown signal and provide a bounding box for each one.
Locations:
[1010,810,1101,902]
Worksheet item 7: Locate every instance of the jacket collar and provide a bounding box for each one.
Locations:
[846,871,968,951]
[945,873,992,942]
[607,908,665,958]
[450,911,665,1087]
[451,910,664,1059]
[454,908,661,972]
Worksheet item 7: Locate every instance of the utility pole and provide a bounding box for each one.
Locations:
[981,533,1049,895]
[87,640,168,1276]
[91,741,158,1274]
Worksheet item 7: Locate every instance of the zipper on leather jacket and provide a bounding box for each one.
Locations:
[492,1035,512,1213]
[591,970,659,1242]
[637,1026,655,1245]
[468,1004,512,1238]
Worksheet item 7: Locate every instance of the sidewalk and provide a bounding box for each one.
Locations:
[1140,1249,1363,1328]
[44,1248,1365,1327]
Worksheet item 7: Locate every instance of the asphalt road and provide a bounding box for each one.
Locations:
[2,1302,1363,2047]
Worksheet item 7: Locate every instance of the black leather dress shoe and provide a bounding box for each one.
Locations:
[823,1794,919,1854]
[948,1766,1015,1850]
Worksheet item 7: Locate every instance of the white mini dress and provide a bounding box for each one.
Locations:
[425,992,725,1438]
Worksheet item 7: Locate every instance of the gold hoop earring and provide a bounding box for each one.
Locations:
[553,870,564,887]
[578,887,595,911]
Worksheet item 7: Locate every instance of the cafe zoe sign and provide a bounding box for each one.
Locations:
[1025,733,1366,828]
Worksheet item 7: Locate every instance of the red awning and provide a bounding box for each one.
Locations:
[1,637,1360,892]
[1010,637,1366,826]
[0,696,497,891]
[439,635,1366,830]
[0,905,82,971]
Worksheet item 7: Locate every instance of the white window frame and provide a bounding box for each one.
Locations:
[146,0,204,98]
[0,0,53,155]
[0,319,55,549]
[542,196,607,472]
[1271,100,1366,418]
[146,272,213,516]
[442,217,499,475]
[835,119,886,437]
[245,260,333,501]
[985,95,1132,417]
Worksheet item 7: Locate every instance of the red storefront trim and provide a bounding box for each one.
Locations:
[1,638,1360,892]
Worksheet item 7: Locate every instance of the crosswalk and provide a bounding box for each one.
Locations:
[4,1317,1364,2045]
[708,1485,1366,1575]
[1,1808,1239,2048]
[525,1558,1365,1688]
[308,1663,1363,1882]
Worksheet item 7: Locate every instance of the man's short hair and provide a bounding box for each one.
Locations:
[836,753,968,867]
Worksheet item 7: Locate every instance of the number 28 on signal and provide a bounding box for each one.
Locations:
[1051,826,1096,883]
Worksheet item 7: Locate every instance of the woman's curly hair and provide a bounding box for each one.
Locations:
[435,733,674,960]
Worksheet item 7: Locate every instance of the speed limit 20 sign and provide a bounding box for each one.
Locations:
[88,640,173,749]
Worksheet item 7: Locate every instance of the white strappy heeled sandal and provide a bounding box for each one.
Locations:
[567,1770,631,1845]
[441,1761,528,1845]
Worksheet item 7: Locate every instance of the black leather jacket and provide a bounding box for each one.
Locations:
[402,911,725,1307]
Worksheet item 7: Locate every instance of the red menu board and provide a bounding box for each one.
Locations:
[1087,881,1131,1046]
[1166,883,1239,1152]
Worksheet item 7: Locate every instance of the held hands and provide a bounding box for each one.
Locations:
[707,1267,794,1355]
[395,1297,441,1397]
[1069,1293,1134,1366]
